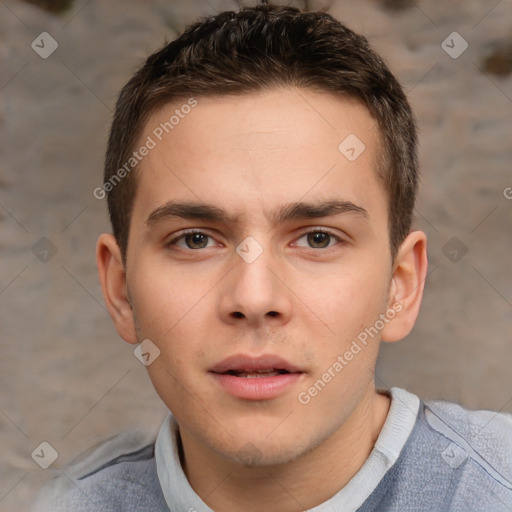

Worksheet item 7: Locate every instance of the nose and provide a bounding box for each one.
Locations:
[218,241,293,329]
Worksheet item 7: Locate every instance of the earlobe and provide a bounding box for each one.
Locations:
[96,233,138,344]
[381,231,428,343]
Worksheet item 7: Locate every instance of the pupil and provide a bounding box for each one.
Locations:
[308,232,330,248]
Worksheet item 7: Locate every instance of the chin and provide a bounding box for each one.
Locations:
[206,425,321,469]
[231,441,305,468]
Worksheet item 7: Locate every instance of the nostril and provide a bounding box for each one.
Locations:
[266,311,279,317]
[232,311,245,319]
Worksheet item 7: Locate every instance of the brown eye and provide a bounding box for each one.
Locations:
[184,232,210,249]
[168,231,215,250]
[307,232,332,248]
[294,229,342,250]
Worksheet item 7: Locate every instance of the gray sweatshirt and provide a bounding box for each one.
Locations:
[32,388,512,511]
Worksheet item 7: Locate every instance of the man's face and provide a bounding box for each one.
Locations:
[125,88,394,465]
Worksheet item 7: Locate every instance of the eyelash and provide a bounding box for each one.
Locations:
[166,228,343,251]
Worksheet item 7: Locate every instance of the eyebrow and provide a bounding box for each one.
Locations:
[146,199,368,226]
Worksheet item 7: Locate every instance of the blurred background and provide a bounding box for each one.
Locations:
[1,0,511,509]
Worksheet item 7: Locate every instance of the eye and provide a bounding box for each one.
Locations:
[167,229,342,252]
[168,230,216,250]
[295,230,342,249]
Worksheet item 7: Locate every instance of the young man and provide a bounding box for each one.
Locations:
[36,4,512,511]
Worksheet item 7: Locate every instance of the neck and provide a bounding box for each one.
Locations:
[180,385,391,512]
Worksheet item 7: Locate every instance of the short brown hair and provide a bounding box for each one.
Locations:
[104,4,418,263]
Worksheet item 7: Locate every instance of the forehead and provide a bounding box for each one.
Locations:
[131,88,386,225]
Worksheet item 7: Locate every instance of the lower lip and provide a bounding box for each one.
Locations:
[210,372,303,400]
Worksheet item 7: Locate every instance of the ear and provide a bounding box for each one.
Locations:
[381,230,428,343]
[96,233,138,344]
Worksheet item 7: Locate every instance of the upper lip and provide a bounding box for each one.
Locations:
[209,354,303,374]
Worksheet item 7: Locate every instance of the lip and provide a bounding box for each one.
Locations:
[209,354,305,401]
[209,354,302,374]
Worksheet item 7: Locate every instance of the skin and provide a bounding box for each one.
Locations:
[97,88,428,512]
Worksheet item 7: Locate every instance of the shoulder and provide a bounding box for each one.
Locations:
[66,450,167,512]
[425,396,512,438]
[364,393,512,512]
[32,430,168,512]
[406,398,512,510]
[423,397,512,483]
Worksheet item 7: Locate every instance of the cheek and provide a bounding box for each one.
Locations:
[299,264,390,346]
[128,260,214,403]
[129,256,214,337]
[293,269,387,419]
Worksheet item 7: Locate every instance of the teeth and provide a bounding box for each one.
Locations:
[236,369,280,378]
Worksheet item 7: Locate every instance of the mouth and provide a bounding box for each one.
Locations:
[209,354,304,400]
[210,353,303,374]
